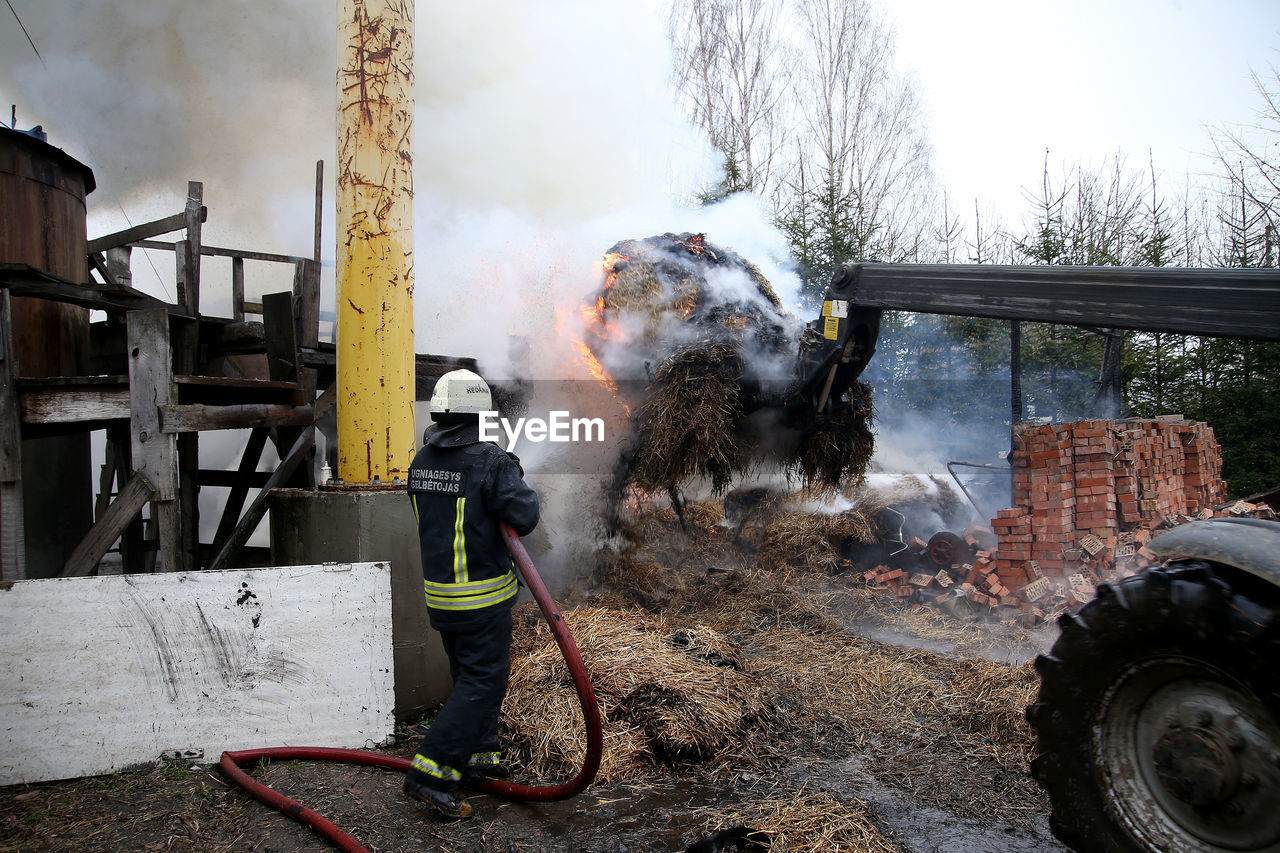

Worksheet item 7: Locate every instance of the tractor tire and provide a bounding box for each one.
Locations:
[1027,562,1280,853]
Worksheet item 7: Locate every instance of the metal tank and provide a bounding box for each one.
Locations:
[0,125,96,577]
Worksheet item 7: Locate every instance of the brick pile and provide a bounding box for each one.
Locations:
[862,417,1274,625]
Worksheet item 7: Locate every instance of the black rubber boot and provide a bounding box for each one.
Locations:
[403,777,474,820]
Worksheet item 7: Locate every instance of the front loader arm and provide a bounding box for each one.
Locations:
[791,265,882,415]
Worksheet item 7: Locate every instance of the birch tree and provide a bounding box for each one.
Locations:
[787,0,934,297]
[669,0,790,200]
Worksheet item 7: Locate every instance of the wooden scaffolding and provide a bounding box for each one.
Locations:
[1,176,331,579]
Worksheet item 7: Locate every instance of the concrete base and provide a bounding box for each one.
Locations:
[270,488,449,718]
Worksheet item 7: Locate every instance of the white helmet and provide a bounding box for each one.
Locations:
[429,369,492,418]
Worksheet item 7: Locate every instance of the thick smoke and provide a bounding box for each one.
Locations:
[2,2,803,581]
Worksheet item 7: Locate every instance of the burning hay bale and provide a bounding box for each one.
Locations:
[579,232,875,495]
[630,342,749,493]
[503,605,771,782]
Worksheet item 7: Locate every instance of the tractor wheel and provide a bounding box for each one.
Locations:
[1028,562,1280,852]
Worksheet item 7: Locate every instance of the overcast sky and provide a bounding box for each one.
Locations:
[3,0,1279,266]
[889,0,1280,229]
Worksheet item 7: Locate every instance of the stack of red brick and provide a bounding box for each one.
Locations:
[861,417,1274,624]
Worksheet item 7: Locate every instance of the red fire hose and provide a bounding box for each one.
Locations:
[219,523,604,852]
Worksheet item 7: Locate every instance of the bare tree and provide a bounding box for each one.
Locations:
[1209,63,1280,268]
[787,0,934,294]
[668,0,790,199]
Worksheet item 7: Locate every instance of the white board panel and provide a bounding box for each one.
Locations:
[0,562,395,784]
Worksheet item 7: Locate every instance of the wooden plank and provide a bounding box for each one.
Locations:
[132,240,311,266]
[107,425,145,574]
[86,207,207,255]
[0,263,183,316]
[293,260,320,402]
[88,251,119,287]
[262,291,298,384]
[160,403,313,433]
[206,425,315,572]
[177,186,202,572]
[198,468,271,489]
[295,260,321,349]
[182,182,202,317]
[176,185,202,575]
[174,375,299,392]
[0,291,24,581]
[231,257,245,322]
[95,440,118,521]
[314,160,324,263]
[128,311,176,500]
[209,428,269,560]
[127,309,182,572]
[263,290,313,488]
[178,430,200,569]
[0,563,394,784]
[20,386,131,424]
[60,473,154,577]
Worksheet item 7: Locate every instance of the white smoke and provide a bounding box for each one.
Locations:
[1,0,806,581]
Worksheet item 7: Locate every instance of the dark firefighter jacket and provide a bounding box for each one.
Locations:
[407,420,540,631]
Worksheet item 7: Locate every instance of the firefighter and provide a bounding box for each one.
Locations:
[402,369,539,820]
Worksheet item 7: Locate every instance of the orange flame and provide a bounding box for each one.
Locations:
[567,251,633,412]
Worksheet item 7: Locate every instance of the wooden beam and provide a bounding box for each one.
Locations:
[293,260,321,402]
[182,182,203,317]
[105,425,145,573]
[131,240,311,266]
[160,403,313,433]
[198,468,272,489]
[232,256,245,322]
[60,474,155,577]
[262,291,299,384]
[95,440,118,521]
[127,309,182,572]
[88,252,119,287]
[172,212,202,570]
[86,207,207,255]
[206,425,315,572]
[20,386,131,425]
[209,427,269,561]
[314,160,324,264]
[0,263,183,316]
[0,291,25,581]
[262,291,313,488]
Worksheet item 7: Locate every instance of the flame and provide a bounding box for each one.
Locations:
[573,339,617,392]
[567,250,632,413]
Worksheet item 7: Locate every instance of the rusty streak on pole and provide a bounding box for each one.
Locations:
[336,0,415,485]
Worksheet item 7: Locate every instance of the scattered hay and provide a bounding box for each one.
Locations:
[756,507,877,573]
[693,790,898,853]
[503,606,770,782]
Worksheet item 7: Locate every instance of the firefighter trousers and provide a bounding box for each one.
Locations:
[407,607,512,792]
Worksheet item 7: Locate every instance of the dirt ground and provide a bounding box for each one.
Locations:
[0,516,1073,853]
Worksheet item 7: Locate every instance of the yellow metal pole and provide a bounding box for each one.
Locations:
[336,0,415,485]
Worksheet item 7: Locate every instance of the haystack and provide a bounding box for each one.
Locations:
[584,233,875,495]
